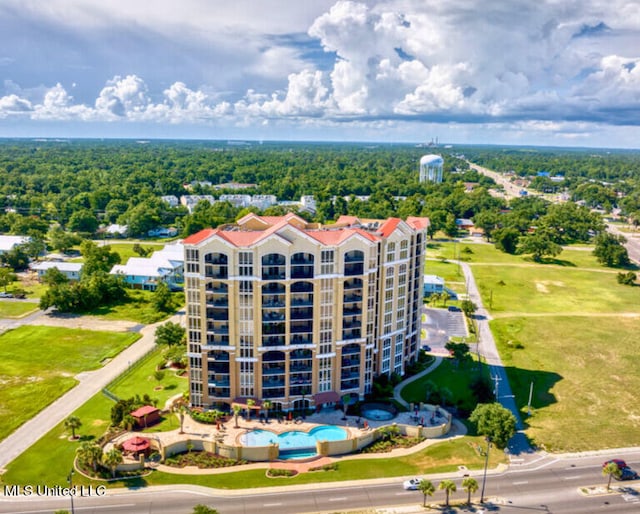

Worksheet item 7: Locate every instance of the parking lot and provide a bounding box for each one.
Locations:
[422,305,468,355]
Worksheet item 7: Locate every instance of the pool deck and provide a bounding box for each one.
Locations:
[110,406,465,475]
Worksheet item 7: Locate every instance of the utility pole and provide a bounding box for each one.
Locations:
[480,437,492,503]
[491,373,501,399]
[527,381,534,416]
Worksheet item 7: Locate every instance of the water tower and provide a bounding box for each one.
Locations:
[419,154,444,183]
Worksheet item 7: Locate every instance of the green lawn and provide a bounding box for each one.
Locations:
[0,326,140,441]
[491,316,640,452]
[471,264,640,315]
[108,347,188,411]
[424,258,464,283]
[0,301,38,318]
[428,240,608,270]
[87,290,184,324]
[105,242,165,263]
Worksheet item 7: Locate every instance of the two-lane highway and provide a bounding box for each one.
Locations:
[3,451,640,513]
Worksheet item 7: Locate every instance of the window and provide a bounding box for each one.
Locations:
[400,240,408,259]
[321,249,334,274]
[239,251,253,276]
[386,242,395,262]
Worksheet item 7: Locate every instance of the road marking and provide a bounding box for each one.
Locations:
[395,492,414,495]
[263,503,283,507]
[329,497,347,502]
[513,480,529,485]
[563,476,582,480]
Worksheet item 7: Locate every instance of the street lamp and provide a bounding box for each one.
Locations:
[67,468,75,514]
[480,436,492,503]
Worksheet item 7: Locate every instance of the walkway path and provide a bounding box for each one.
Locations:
[0,312,183,471]
[458,260,533,457]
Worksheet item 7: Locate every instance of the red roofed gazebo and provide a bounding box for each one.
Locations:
[130,405,160,428]
[121,436,151,455]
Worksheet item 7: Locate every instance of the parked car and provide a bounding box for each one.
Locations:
[447,305,460,312]
[0,292,13,298]
[403,478,421,490]
[615,468,639,481]
[603,459,627,470]
[421,344,431,352]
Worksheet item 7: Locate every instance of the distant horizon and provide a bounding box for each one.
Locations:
[1,1,639,149]
[1,135,638,153]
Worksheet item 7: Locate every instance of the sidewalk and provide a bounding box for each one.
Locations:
[0,312,183,471]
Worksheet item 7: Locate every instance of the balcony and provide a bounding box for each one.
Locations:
[340,378,359,390]
[207,376,230,387]
[207,362,229,374]
[205,254,228,265]
[291,266,314,279]
[262,323,285,335]
[262,311,285,322]
[290,308,313,320]
[290,363,312,372]
[263,366,285,375]
[345,251,364,263]
[207,310,229,321]
[342,321,361,330]
[206,323,229,334]
[344,263,364,276]
[263,388,285,399]
[205,266,228,280]
[343,306,362,315]
[344,278,363,290]
[291,294,313,306]
[343,329,362,340]
[262,378,285,388]
[206,298,229,307]
[208,387,231,398]
[342,345,361,356]
[290,336,313,346]
[262,336,286,347]
[290,321,313,334]
[205,336,229,346]
[262,298,286,308]
[343,294,362,303]
[206,284,228,294]
[262,267,286,280]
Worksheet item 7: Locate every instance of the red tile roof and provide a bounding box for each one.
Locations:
[183,228,216,245]
[130,405,160,418]
[378,217,401,238]
[406,216,430,230]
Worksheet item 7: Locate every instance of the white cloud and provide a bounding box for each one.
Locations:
[1,0,640,146]
[0,94,32,117]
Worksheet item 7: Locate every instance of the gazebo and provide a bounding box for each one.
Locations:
[121,436,151,456]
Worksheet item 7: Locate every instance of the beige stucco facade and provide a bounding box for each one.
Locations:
[183,213,428,412]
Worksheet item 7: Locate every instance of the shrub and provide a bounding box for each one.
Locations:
[190,409,225,424]
[266,468,296,477]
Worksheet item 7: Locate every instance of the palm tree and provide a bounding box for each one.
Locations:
[232,405,242,428]
[602,462,622,490]
[438,479,457,507]
[122,414,136,431]
[76,442,102,473]
[462,476,479,505]
[102,448,123,479]
[64,416,82,440]
[418,479,435,507]
[262,400,272,423]
[246,399,256,420]
[441,290,450,307]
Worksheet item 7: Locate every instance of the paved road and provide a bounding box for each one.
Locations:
[607,223,640,265]
[3,450,640,513]
[0,311,184,471]
[458,260,532,456]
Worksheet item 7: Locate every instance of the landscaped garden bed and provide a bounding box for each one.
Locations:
[164,451,246,469]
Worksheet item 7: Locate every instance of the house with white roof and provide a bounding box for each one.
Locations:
[0,235,29,254]
[110,241,184,291]
[31,261,83,282]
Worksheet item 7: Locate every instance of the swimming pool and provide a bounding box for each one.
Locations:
[240,425,347,449]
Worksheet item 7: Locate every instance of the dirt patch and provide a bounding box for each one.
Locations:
[535,280,565,293]
[29,314,138,332]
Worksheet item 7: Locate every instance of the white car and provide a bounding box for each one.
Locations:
[403,478,421,490]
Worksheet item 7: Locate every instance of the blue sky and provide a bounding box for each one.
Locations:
[1,0,639,148]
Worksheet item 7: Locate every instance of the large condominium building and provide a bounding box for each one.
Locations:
[183,212,429,412]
